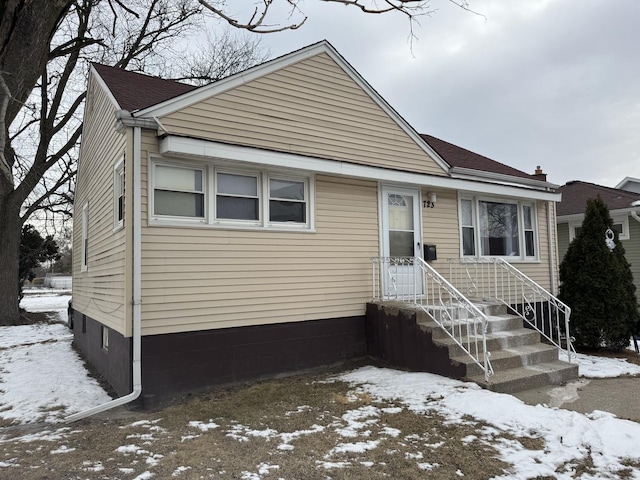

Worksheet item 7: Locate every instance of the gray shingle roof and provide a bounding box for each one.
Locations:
[557,181,640,216]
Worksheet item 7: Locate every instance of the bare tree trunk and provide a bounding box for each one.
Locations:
[0,199,21,325]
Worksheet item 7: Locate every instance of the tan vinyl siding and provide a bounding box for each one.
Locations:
[139,172,379,336]
[159,53,445,176]
[72,73,127,334]
[421,187,460,271]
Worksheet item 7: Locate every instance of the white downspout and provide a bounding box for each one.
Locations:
[66,126,142,422]
[547,200,558,295]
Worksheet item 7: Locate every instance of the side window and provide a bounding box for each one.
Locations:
[460,199,475,256]
[154,164,205,218]
[114,159,124,230]
[523,205,535,257]
[268,177,307,224]
[215,172,260,221]
[81,202,89,271]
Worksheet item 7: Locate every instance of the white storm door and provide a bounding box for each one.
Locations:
[381,186,423,297]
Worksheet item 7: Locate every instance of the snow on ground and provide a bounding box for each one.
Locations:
[0,293,111,424]
[3,292,640,478]
[335,367,640,479]
[561,350,640,378]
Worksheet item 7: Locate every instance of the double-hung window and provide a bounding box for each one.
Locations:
[461,197,537,260]
[216,172,260,222]
[154,164,205,218]
[269,177,307,224]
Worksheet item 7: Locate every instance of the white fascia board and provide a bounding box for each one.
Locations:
[450,166,558,189]
[159,136,560,202]
[90,65,121,110]
[133,40,451,175]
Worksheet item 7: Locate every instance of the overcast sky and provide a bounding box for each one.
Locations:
[213,0,640,187]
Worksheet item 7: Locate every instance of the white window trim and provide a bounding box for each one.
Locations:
[266,173,310,229]
[113,157,125,232]
[150,159,207,224]
[149,156,315,231]
[81,202,89,272]
[458,195,539,261]
[569,215,629,242]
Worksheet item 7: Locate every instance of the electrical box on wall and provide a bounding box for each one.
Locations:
[424,244,437,261]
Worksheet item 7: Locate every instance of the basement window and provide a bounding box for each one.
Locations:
[101,326,109,351]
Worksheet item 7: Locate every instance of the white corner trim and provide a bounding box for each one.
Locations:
[159,136,561,202]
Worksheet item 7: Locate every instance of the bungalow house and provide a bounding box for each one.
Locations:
[556,180,640,293]
[71,41,574,413]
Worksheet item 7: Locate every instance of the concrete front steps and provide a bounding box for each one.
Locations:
[417,302,579,393]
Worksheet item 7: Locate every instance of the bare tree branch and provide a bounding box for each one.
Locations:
[198,0,307,33]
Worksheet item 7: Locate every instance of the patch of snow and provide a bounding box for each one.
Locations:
[50,445,75,454]
[380,426,401,437]
[417,462,440,471]
[172,466,191,476]
[330,440,380,454]
[188,420,219,431]
[560,351,640,378]
[133,471,154,480]
[337,366,640,479]
[119,467,135,474]
[316,460,351,469]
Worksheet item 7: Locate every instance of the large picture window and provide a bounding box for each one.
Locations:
[154,164,205,218]
[150,159,313,230]
[461,197,537,260]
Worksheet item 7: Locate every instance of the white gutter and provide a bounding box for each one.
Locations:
[631,211,640,224]
[66,125,143,422]
[547,201,557,295]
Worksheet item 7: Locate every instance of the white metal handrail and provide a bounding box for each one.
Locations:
[447,258,576,360]
[371,257,493,380]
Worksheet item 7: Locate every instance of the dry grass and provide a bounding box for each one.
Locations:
[0,367,623,479]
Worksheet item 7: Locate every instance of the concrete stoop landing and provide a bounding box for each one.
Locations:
[416,302,579,394]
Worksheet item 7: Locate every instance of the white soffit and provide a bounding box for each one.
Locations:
[159,136,560,202]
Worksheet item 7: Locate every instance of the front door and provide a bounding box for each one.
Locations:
[381,186,422,297]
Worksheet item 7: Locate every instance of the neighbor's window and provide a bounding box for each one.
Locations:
[571,219,627,241]
[216,172,260,221]
[269,177,307,224]
[114,159,124,230]
[154,164,205,218]
[81,202,89,271]
[461,197,537,259]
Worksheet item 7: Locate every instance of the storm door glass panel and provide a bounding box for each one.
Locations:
[388,194,414,257]
[479,201,519,256]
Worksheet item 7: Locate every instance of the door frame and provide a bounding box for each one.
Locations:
[378,184,423,296]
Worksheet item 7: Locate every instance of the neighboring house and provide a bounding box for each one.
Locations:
[556,180,640,294]
[71,41,563,401]
[616,177,640,195]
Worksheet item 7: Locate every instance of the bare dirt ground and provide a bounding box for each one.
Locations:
[1,363,620,480]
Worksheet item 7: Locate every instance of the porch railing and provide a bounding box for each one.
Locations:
[371,257,494,381]
[447,258,576,360]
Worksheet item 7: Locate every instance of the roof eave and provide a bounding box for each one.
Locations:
[450,166,558,191]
